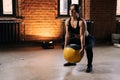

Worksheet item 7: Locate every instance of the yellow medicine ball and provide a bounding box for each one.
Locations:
[63,44,83,63]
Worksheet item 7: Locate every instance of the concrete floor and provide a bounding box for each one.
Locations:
[0,44,120,80]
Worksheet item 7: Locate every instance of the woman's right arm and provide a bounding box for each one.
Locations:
[64,19,70,48]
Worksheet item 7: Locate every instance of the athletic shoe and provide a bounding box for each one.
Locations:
[64,62,76,66]
[86,66,92,73]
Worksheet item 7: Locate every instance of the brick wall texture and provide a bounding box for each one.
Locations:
[90,0,116,42]
[21,0,62,41]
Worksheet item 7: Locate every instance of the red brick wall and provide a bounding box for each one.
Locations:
[21,0,62,41]
[82,0,90,19]
[89,0,117,42]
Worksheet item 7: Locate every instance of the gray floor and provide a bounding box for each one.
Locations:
[0,44,120,80]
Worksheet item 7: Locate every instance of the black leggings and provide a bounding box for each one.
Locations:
[85,35,95,66]
[69,34,95,66]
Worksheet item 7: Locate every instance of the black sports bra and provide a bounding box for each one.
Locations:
[68,18,80,35]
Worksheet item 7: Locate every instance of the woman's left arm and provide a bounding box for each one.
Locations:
[79,20,86,54]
